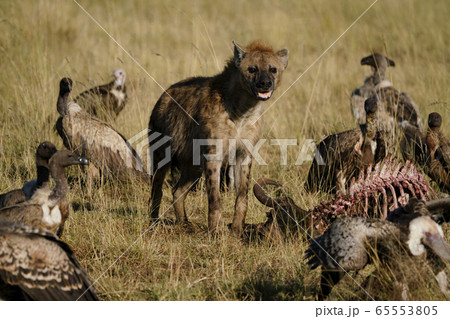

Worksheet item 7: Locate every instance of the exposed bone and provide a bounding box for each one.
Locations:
[253,158,437,236]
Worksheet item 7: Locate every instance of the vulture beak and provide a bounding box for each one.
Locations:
[78,157,89,166]
[424,232,450,261]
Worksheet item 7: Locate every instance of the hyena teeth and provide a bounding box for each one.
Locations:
[257,91,273,99]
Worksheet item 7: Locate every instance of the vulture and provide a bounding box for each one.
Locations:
[306,96,386,193]
[351,53,395,125]
[305,198,450,300]
[0,220,98,300]
[0,141,57,209]
[74,69,127,121]
[351,53,423,135]
[0,150,89,236]
[426,112,449,161]
[401,112,449,192]
[55,77,148,182]
[425,112,450,192]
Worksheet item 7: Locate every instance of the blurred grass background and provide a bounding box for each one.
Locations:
[0,0,448,300]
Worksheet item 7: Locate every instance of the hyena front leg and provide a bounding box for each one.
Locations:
[230,156,252,234]
[205,160,223,232]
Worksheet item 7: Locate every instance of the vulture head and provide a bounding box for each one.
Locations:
[361,53,396,71]
[428,112,442,130]
[113,69,126,87]
[59,77,73,95]
[364,95,378,116]
[49,150,89,169]
[36,141,57,167]
[403,198,450,260]
[57,78,73,116]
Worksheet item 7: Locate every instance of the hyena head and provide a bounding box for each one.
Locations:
[233,40,289,101]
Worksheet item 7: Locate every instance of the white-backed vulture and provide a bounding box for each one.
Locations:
[55,77,149,182]
[0,150,89,235]
[401,112,449,192]
[425,112,450,192]
[0,141,57,209]
[0,220,98,300]
[306,96,387,193]
[351,53,395,125]
[74,69,127,121]
[305,198,450,300]
[351,53,423,135]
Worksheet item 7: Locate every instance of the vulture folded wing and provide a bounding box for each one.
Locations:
[0,203,46,230]
[64,103,144,177]
[0,221,98,301]
[75,85,113,119]
[75,85,110,102]
[306,129,362,193]
[436,143,450,172]
[0,190,26,209]
[398,92,424,133]
[305,217,400,271]
[428,159,450,193]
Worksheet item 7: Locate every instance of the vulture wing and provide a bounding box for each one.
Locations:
[306,129,362,193]
[0,221,98,301]
[0,189,26,209]
[63,102,146,179]
[305,216,400,271]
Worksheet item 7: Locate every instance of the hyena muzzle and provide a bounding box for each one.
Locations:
[148,40,288,234]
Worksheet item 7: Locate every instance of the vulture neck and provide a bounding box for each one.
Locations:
[359,114,377,166]
[35,157,50,189]
[426,127,440,155]
[371,67,386,86]
[48,164,69,204]
[114,78,124,88]
[57,90,70,116]
[365,114,377,140]
[35,166,50,189]
[428,127,440,135]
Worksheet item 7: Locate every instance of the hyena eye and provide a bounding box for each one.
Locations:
[248,66,258,73]
[269,66,277,74]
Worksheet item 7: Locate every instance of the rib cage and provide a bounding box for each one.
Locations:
[253,157,437,236]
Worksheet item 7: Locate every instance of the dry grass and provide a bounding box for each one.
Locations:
[0,0,448,300]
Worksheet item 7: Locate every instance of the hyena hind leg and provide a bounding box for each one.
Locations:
[149,163,170,222]
[173,167,202,224]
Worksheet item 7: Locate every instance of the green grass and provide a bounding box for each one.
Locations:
[0,0,448,300]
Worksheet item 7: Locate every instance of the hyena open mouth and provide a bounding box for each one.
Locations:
[255,90,273,100]
[148,40,288,234]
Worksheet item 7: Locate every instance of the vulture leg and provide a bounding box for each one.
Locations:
[319,270,344,301]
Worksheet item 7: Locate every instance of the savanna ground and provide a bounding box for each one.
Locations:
[0,0,449,301]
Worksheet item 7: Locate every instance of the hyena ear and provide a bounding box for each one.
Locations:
[277,48,289,69]
[233,40,246,68]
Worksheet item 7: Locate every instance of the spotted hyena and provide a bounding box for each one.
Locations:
[148,40,289,234]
